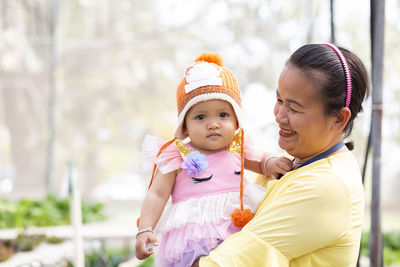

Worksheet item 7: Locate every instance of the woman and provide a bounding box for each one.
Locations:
[193,43,370,266]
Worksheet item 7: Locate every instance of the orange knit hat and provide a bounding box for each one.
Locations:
[175,52,244,139]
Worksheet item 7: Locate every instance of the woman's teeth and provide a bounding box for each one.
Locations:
[282,129,295,134]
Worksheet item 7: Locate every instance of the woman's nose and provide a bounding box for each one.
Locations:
[274,105,288,124]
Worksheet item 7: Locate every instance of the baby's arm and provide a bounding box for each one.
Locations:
[262,155,293,180]
[244,158,264,174]
[244,154,293,179]
[135,170,176,260]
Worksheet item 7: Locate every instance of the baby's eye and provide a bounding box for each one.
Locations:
[195,114,205,120]
[289,107,298,113]
[219,112,229,118]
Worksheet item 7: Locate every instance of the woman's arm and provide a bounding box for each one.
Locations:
[135,170,176,259]
[199,173,350,266]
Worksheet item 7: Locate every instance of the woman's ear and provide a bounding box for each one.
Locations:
[331,107,351,132]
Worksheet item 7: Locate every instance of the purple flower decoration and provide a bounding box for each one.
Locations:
[181,151,208,177]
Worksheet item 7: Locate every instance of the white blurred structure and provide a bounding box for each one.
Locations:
[91,173,147,202]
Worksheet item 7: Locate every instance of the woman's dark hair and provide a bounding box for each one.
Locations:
[288,44,370,150]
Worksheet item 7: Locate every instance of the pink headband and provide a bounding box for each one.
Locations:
[323,43,352,108]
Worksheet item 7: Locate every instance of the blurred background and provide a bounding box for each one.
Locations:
[0,0,399,266]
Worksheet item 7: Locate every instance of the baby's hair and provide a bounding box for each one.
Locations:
[288,44,370,149]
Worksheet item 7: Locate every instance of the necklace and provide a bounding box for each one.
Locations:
[292,158,305,168]
[294,141,345,170]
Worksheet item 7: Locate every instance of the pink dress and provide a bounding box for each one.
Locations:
[141,131,265,267]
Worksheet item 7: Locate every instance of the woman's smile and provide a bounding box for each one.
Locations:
[279,127,296,137]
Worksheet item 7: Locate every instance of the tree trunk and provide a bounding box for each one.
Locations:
[1,79,46,199]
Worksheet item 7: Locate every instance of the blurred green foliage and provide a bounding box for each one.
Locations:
[0,233,65,262]
[138,255,155,267]
[0,195,106,262]
[360,231,400,266]
[0,194,106,229]
[64,247,137,267]
[80,248,154,267]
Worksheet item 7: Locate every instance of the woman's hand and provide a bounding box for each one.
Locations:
[135,231,158,260]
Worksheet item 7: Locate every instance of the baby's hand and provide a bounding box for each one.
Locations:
[135,231,158,260]
[265,156,293,180]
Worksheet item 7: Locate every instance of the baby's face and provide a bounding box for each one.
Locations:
[183,100,238,155]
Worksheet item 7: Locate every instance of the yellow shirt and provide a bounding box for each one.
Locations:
[200,151,364,267]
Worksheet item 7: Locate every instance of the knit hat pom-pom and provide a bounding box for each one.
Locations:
[195,52,223,66]
[231,208,253,227]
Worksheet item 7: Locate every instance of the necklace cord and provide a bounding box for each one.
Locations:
[294,141,345,170]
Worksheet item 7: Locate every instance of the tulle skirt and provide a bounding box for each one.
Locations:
[154,184,265,267]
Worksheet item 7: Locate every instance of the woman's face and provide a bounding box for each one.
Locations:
[274,64,341,160]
